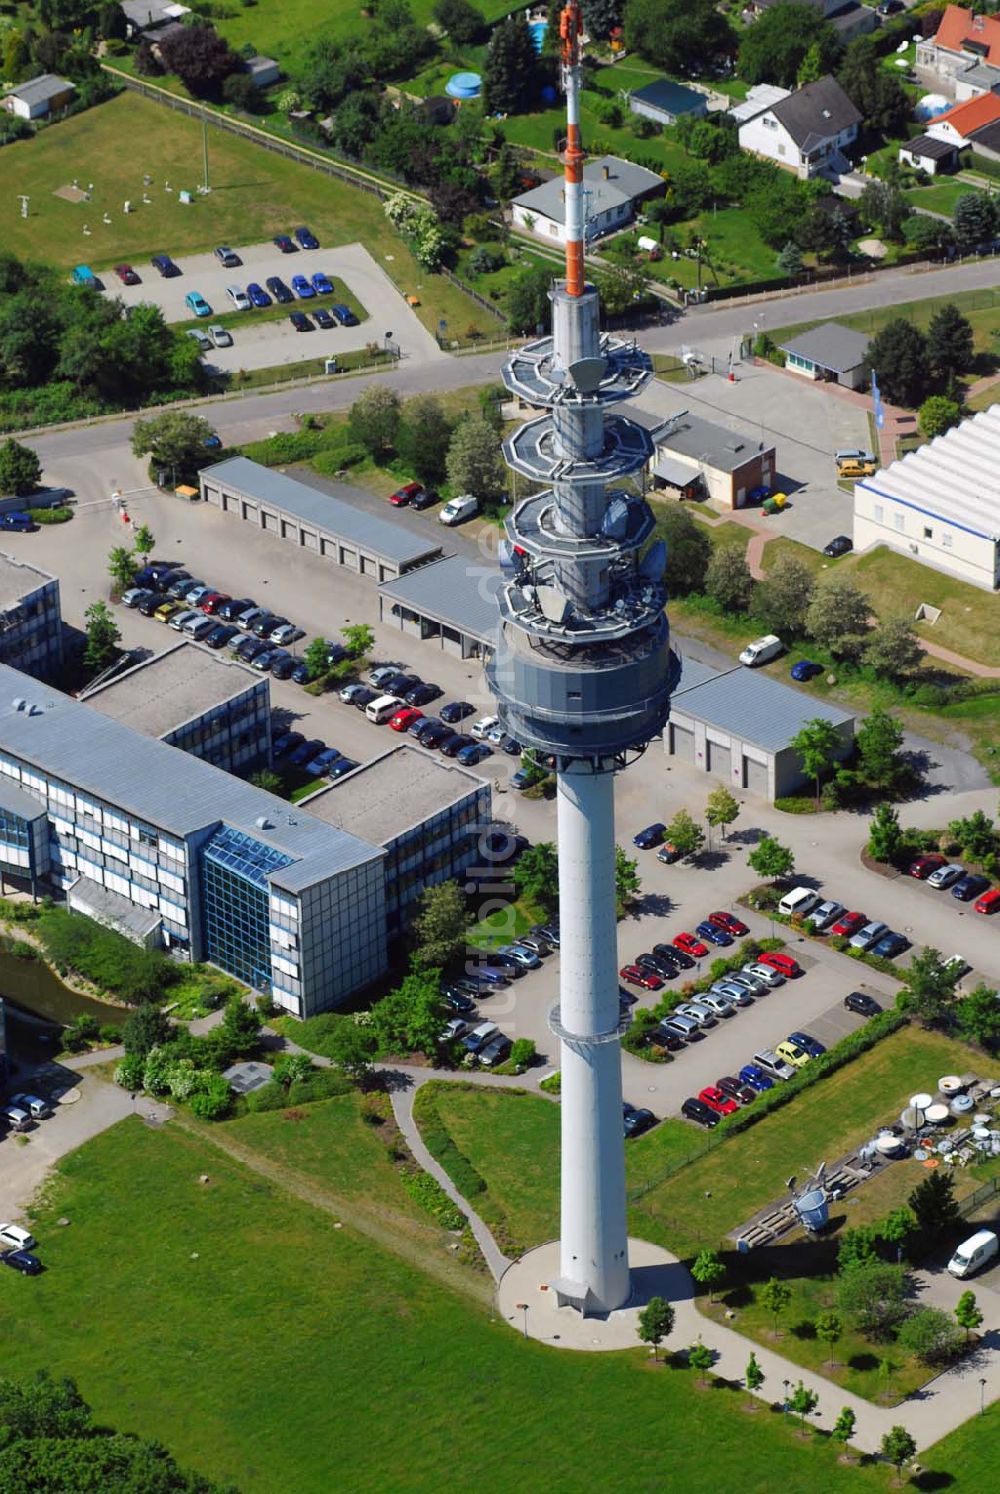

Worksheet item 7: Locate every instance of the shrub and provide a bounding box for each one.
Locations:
[399,1168,465,1229]
[36,906,173,1003]
[540,1070,561,1094]
[114,1053,145,1091]
[412,1084,489,1200]
[26,506,72,524]
[897,1307,963,1365]
[188,1072,233,1119]
[506,1037,536,1073]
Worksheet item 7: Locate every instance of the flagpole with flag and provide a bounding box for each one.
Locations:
[871,368,885,432]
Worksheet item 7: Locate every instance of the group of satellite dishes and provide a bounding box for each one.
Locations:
[498,535,667,630]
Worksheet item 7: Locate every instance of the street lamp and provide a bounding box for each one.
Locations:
[980,1377,988,1415]
[516,1301,529,1339]
[782,1379,791,1415]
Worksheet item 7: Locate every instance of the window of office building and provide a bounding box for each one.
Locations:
[200,826,293,989]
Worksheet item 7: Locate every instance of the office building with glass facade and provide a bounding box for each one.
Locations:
[0,552,63,681]
[0,665,386,1017]
[82,641,271,776]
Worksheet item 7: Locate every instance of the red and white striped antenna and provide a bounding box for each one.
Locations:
[559,0,585,297]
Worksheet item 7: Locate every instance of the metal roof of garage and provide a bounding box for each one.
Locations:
[378,555,503,643]
[672,665,853,752]
[201,457,443,568]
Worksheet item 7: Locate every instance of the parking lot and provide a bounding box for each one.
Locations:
[103,239,444,373]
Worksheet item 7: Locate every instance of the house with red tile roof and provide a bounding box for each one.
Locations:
[927,89,1000,145]
[917,5,1000,84]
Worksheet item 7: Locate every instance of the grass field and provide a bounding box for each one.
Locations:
[0,93,498,340]
[847,547,1000,669]
[2,1112,935,1494]
[903,179,972,217]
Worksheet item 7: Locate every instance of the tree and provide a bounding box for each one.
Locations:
[869,805,903,867]
[815,1312,842,1366]
[796,40,825,86]
[624,0,734,76]
[107,545,137,595]
[926,302,974,389]
[272,1052,313,1089]
[902,946,959,1029]
[513,842,560,915]
[897,1307,963,1366]
[370,967,446,1054]
[881,1425,916,1484]
[705,785,740,845]
[348,386,401,460]
[157,21,240,99]
[953,190,995,255]
[223,70,258,111]
[687,1340,714,1385]
[446,417,507,504]
[615,845,641,909]
[220,991,262,1058]
[857,708,906,792]
[836,1261,908,1340]
[880,1206,917,1258]
[955,1289,983,1342]
[637,1295,674,1360]
[582,0,623,38]
[664,808,705,861]
[0,436,41,496]
[691,1248,725,1302]
[82,600,120,674]
[790,717,843,806]
[859,179,910,243]
[775,240,804,277]
[737,3,837,87]
[868,318,928,408]
[382,195,447,270]
[325,1017,378,1081]
[397,394,453,485]
[411,880,468,968]
[838,35,910,136]
[752,559,814,639]
[304,637,332,682]
[863,615,924,682]
[131,411,215,474]
[838,1224,880,1273]
[748,836,794,883]
[831,1406,856,1452]
[918,395,960,441]
[805,579,872,662]
[705,544,754,614]
[132,522,155,558]
[759,1276,791,1336]
[122,1001,172,1058]
[482,17,538,114]
[908,1170,960,1239]
[947,807,996,861]
[342,623,375,659]
[506,264,552,335]
[189,1071,232,1119]
[656,507,712,597]
[433,0,486,43]
[788,1380,818,1432]
[744,1351,765,1404]
[955,983,1000,1051]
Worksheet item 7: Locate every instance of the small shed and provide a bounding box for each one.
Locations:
[777,322,870,390]
[246,55,281,89]
[629,78,707,127]
[899,134,960,175]
[3,74,74,120]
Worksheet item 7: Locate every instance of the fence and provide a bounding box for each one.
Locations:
[439,266,507,323]
[959,1174,1000,1218]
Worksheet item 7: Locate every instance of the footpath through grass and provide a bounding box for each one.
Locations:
[3,1113,923,1494]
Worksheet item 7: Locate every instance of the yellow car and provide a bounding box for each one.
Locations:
[775,1038,810,1069]
[837,459,877,479]
[154,601,182,624]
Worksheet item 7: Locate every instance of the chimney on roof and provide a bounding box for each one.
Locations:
[602,164,610,179]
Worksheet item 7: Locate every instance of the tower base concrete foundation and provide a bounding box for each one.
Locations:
[496,1238,691,1351]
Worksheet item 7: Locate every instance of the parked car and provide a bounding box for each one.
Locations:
[908,853,948,880]
[122,587,153,608]
[185,290,212,318]
[199,591,229,614]
[409,486,438,509]
[752,1048,795,1081]
[266,276,294,303]
[291,273,315,299]
[305,746,343,777]
[151,253,180,277]
[457,742,492,766]
[952,873,991,902]
[270,653,297,680]
[707,911,749,937]
[675,1001,717,1030]
[471,715,498,740]
[699,1085,739,1117]
[623,1102,657,1138]
[169,608,201,632]
[1,1249,42,1276]
[656,841,682,864]
[461,1021,499,1056]
[975,888,1000,915]
[273,233,295,253]
[739,1063,774,1093]
[620,964,663,990]
[699,992,737,1020]
[441,733,475,758]
[674,932,709,958]
[382,672,420,696]
[186,327,211,352]
[633,822,666,850]
[405,682,442,707]
[716,1075,757,1106]
[711,979,753,1008]
[830,910,866,938]
[439,493,479,525]
[871,930,909,959]
[390,706,423,732]
[329,758,358,778]
[313,307,335,330]
[295,225,319,249]
[136,592,163,617]
[695,920,732,947]
[307,271,333,296]
[681,1097,720,1128]
[498,944,541,970]
[844,990,883,1018]
[790,659,823,682]
[246,282,271,307]
[208,323,232,348]
[809,899,845,931]
[730,969,768,996]
[636,953,675,980]
[743,961,784,989]
[331,303,359,326]
[849,920,888,952]
[775,1038,810,1069]
[927,863,965,890]
[822,534,853,558]
[115,262,140,284]
[478,1032,513,1068]
[274,731,305,758]
[236,638,268,664]
[0,1222,37,1250]
[440,700,475,723]
[758,951,801,979]
[226,285,251,311]
[218,597,255,622]
[290,311,312,332]
[214,246,240,267]
[788,1031,826,1059]
[154,601,183,624]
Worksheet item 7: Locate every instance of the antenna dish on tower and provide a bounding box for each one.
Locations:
[568,356,606,394]
[601,498,629,539]
[640,540,667,582]
[535,585,572,624]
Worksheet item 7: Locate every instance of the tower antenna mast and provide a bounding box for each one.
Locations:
[560,0,586,297]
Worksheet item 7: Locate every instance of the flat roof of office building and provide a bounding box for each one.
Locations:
[0,552,56,611]
[304,743,485,846]
[81,641,263,739]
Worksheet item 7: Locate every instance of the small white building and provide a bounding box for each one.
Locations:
[853,405,1000,591]
[246,55,281,89]
[738,75,861,179]
[898,134,961,176]
[3,74,74,120]
[927,90,1000,147]
[777,322,870,390]
[629,78,707,127]
[728,84,791,126]
[511,156,665,245]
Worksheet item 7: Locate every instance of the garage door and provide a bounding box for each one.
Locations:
[669,723,694,763]
[241,501,258,523]
[281,520,296,541]
[742,756,769,795]
[321,538,338,561]
[706,741,731,778]
[360,554,378,577]
[262,511,279,534]
[301,528,319,552]
[203,485,220,508]
[340,547,357,570]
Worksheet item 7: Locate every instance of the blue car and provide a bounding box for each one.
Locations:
[246,281,271,308]
[311,271,333,295]
[291,274,315,299]
[457,742,491,766]
[633,822,666,850]
[739,1063,774,1093]
[329,758,359,779]
[295,225,319,249]
[791,659,823,682]
[331,302,359,327]
[696,920,733,946]
[788,1030,826,1059]
[291,661,311,685]
[306,747,342,777]
[871,930,909,959]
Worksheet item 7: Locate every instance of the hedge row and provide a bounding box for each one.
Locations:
[412,1083,491,1203]
[399,1168,465,1231]
[752,903,905,983]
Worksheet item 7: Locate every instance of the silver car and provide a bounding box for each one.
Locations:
[729,970,767,996]
[498,943,541,970]
[699,992,737,1019]
[185,615,216,640]
[809,899,845,930]
[675,1001,717,1029]
[928,863,965,890]
[743,961,784,989]
[169,608,200,631]
[711,978,753,1007]
[752,1047,795,1081]
[849,920,888,951]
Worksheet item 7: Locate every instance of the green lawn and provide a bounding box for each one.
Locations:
[0,92,498,340]
[846,547,1000,669]
[903,179,972,217]
[2,1113,931,1493]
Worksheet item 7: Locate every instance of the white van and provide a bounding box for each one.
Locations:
[739,634,783,668]
[779,886,821,919]
[947,1229,999,1279]
[365,694,403,724]
[10,1093,50,1121]
[0,1222,36,1251]
[2,1106,31,1133]
[439,493,479,526]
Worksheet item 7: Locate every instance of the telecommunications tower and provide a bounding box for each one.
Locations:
[486,0,681,1315]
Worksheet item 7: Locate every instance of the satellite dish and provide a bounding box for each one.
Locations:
[640,540,667,582]
[601,498,629,539]
[535,585,571,624]
[568,356,606,394]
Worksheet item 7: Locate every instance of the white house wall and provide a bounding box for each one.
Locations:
[853,485,999,590]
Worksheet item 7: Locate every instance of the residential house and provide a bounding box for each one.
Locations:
[120,0,190,36]
[917,5,1000,85]
[926,90,1000,146]
[628,79,707,127]
[511,155,665,245]
[738,75,861,179]
[744,0,875,43]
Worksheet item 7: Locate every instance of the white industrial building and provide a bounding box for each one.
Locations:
[853,405,1000,591]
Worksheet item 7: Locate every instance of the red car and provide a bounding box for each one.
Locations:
[673,932,709,958]
[199,591,230,615]
[620,964,664,991]
[698,1086,739,1117]
[115,263,140,285]
[708,910,749,937]
[974,888,1000,915]
[908,853,947,880]
[389,482,424,508]
[830,910,866,938]
[759,950,802,979]
[390,706,423,732]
